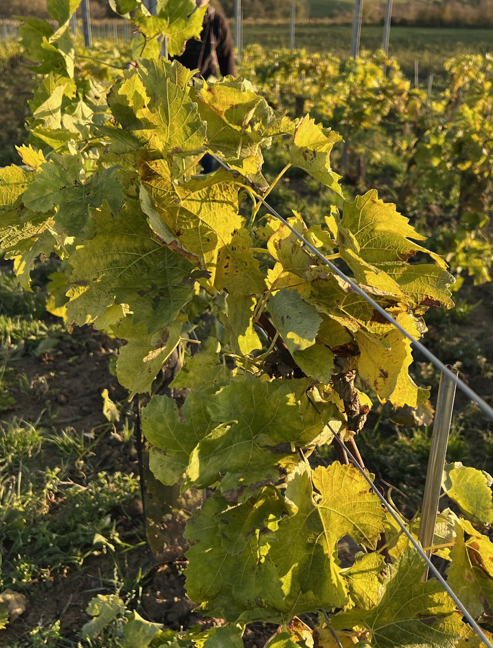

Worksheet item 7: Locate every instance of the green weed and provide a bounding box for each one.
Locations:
[0,272,45,319]
[0,418,43,470]
[10,621,63,648]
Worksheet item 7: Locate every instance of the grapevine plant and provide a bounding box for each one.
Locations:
[2,1,493,646]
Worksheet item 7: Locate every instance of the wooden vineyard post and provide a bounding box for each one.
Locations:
[70,14,77,37]
[382,0,392,74]
[290,3,295,51]
[415,60,419,87]
[350,0,363,59]
[418,368,458,580]
[81,0,92,47]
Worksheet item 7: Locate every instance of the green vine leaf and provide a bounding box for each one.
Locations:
[293,344,335,384]
[340,190,447,269]
[186,376,306,489]
[222,295,262,355]
[170,337,229,390]
[81,594,125,639]
[269,288,322,354]
[131,0,207,58]
[447,520,493,618]
[355,312,422,407]
[23,156,124,238]
[200,626,244,647]
[290,116,343,197]
[66,200,195,334]
[442,463,493,524]
[112,317,183,396]
[46,0,81,28]
[269,462,385,612]
[344,552,385,610]
[330,547,464,647]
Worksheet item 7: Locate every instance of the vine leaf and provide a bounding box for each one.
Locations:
[222,295,262,355]
[18,18,72,77]
[269,462,385,612]
[330,547,464,648]
[192,77,285,183]
[110,317,183,397]
[267,214,312,277]
[355,312,422,407]
[269,288,322,354]
[186,377,305,489]
[23,156,124,238]
[293,344,335,384]
[131,0,207,58]
[340,190,447,268]
[265,636,301,648]
[384,263,455,310]
[143,368,227,485]
[185,489,288,623]
[66,200,195,335]
[0,166,33,211]
[170,336,229,390]
[344,552,385,610]
[290,116,343,197]
[13,230,56,290]
[201,626,244,647]
[114,59,206,155]
[316,628,359,648]
[145,338,230,484]
[215,228,265,295]
[456,624,493,647]
[447,520,493,618]
[46,0,81,29]
[141,165,252,291]
[16,145,46,171]
[442,463,493,524]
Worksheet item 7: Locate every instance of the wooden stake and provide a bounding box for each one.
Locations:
[418,368,458,580]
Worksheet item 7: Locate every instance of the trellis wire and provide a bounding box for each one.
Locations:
[212,155,493,423]
[327,421,493,648]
